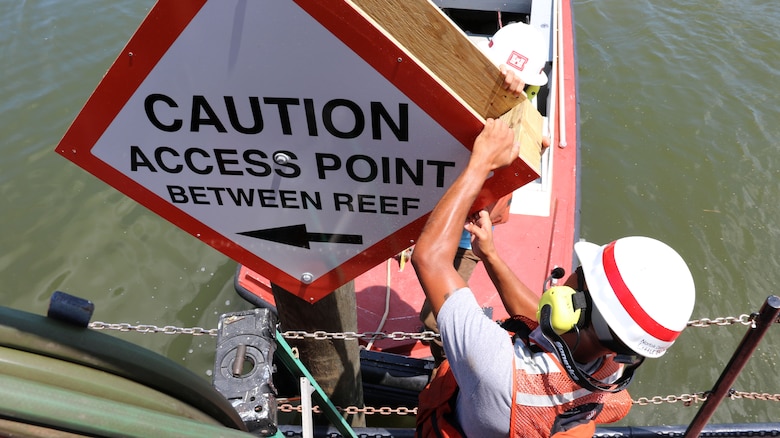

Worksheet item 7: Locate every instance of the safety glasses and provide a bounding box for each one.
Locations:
[590,301,641,359]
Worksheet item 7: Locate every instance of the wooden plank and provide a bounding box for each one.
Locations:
[499,99,543,175]
[348,0,525,120]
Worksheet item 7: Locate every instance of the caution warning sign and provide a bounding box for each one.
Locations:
[56,0,540,302]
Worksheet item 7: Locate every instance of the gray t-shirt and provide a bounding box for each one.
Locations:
[437,287,514,437]
[438,287,610,437]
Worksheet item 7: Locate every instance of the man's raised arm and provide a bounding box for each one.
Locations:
[412,119,518,317]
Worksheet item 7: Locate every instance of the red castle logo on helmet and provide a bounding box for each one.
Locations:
[506,50,529,72]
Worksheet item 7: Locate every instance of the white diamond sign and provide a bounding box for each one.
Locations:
[56,0,539,302]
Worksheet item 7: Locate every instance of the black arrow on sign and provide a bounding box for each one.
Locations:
[238,224,364,249]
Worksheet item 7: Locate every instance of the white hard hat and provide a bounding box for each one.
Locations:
[574,236,696,358]
[479,22,548,86]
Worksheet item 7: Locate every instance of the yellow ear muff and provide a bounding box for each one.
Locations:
[525,85,541,101]
[536,285,582,335]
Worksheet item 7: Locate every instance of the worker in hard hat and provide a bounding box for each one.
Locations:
[412,119,696,437]
[481,21,549,100]
[418,21,551,369]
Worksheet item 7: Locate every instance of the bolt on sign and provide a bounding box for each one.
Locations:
[56,0,543,302]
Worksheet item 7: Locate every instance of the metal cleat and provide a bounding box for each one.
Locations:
[213,308,278,436]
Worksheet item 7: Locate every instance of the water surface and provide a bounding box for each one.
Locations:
[2,0,779,427]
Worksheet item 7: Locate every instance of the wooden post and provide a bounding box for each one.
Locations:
[272,282,365,427]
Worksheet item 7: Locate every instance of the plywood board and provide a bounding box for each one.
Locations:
[350,0,528,120]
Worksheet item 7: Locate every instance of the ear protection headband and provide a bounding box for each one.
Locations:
[538,304,643,393]
[535,270,644,393]
[535,285,587,335]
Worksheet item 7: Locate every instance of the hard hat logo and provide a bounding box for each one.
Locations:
[478,22,549,86]
[574,236,696,359]
[505,51,530,73]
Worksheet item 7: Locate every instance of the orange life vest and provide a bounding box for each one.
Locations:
[415,360,464,438]
[509,341,632,437]
[415,322,632,438]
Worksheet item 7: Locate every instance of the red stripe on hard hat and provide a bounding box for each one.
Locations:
[602,242,680,342]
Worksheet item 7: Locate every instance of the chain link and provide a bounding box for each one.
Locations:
[279,330,439,342]
[632,392,710,406]
[728,390,780,402]
[632,389,780,406]
[89,321,440,341]
[88,316,780,413]
[88,321,218,336]
[686,313,758,328]
[278,403,417,416]
[277,431,396,438]
[278,388,780,416]
[89,311,771,340]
